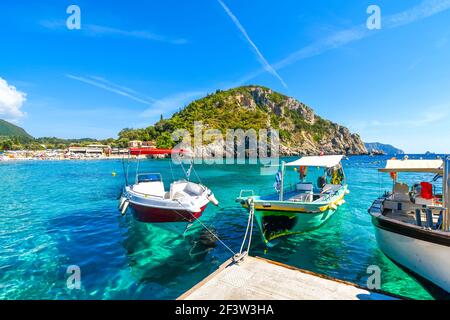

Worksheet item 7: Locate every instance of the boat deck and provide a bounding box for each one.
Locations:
[178,256,400,300]
[385,209,441,225]
[259,190,328,203]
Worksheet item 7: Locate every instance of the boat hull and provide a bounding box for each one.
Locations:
[238,186,347,244]
[123,182,212,224]
[372,215,450,293]
[131,203,207,223]
[254,208,337,244]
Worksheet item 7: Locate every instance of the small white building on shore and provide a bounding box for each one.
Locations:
[68,144,111,156]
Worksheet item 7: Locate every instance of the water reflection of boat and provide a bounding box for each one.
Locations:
[119,148,218,231]
[369,157,450,293]
[236,155,349,245]
[122,218,217,286]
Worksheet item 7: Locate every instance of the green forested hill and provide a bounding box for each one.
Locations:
[118,86,368,155]
[0,119,33,141]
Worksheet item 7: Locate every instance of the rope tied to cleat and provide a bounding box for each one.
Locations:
[234,198,255,263]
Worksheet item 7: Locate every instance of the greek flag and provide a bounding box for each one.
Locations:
[274,171,282,192]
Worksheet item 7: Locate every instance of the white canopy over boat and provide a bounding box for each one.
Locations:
[379,159,443,173]
[285,155,344,168]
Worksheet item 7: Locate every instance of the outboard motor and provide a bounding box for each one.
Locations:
[207,192,219,206]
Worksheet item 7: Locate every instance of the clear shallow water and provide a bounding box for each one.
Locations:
[0,155,443,300]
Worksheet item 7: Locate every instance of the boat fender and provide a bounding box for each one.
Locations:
[121,200,129,216]
[118,195,127,210]
[207,193,219,206]
[331,169,342,185]
[330,204,338,210]
[345,189,350,194]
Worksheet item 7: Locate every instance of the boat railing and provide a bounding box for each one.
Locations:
[256,184,336,202]
[239,182,342,202]
[415,207,446,230]
[128,187,166,199]
[238,190,255,198]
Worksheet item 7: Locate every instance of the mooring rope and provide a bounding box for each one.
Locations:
[174,199,237,257]
[135,149,142,184]
[173,197,256,263]
[239,199,255,257]
[121,154,128,186]
[168,156,176,181]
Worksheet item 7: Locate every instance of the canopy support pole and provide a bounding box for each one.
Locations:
[444,157,450,231]
[280,161,286,201]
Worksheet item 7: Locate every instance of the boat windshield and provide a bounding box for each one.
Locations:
[137,173,162,183]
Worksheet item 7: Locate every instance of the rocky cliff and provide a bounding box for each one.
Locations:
[159,86,367,155]
[120,86,368,156]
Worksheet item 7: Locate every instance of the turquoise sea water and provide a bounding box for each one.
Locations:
[0,155,444,300]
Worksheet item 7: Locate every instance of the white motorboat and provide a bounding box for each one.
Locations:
[119,148,218,226]
[369,157,450,293]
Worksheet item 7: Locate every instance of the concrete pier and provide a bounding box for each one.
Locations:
[179,256,400,300]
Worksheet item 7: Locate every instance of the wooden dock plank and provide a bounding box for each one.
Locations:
[178,256,399,300]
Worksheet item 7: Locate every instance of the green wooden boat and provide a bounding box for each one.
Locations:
[236,155,349,245]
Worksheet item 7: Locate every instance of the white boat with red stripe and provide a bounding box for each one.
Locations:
[118,148,219,225]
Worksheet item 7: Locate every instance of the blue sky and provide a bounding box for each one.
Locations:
[0,0,449,153]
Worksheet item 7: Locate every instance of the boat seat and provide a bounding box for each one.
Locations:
[289,193,313,203]
[391,183,410,202]
[383,199,415,212]
[414,196,434,206]
[296,183,313,193]
[184,182,204,197]
[133,181,166,198]
[170,181,187,199]
[172,191,190,200]
[291,183,314,202]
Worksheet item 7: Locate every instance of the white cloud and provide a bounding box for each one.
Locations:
[66,74,206,123]
[236,0,450,85]
[83,24,189,45]
[217,0,288,88]
[350,107,449,130]
[66,75,155,105]
[141,91,205,120]
[385,0,450,28]
[89,76,139,95]
[0,77,27,120]
[40,20,188,45]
